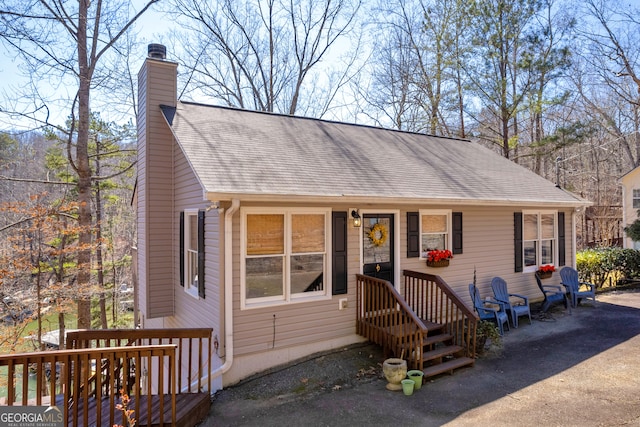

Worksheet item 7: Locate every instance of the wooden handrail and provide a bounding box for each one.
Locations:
[66,328,213,395]
[403,270,479,358]
[356,274,428,369]
[0,344,177,426]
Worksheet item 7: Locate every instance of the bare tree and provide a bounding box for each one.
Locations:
[576,0,640,169]
[167,0,362,117]
[0,0,158,328]
[360,6,421,131]
[363,0,471,135]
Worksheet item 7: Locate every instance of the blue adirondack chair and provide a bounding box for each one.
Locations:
[469,284,509,335]
[535,272,568,313]
[491,277,532,328]
[559,266,596,308]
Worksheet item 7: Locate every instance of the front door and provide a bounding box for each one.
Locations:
[362,214,394,282]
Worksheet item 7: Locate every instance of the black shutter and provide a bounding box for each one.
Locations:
[558,212,566,267]
[332,211,348,295]
[179,211,185,287]
[198,210,206,298]
[407,212,420,258]
[514,212,523,272]
[452,212,463,255]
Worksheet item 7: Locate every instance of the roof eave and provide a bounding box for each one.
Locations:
[204,191,591,208]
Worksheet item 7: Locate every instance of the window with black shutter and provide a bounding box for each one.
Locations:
[332,211,348,295]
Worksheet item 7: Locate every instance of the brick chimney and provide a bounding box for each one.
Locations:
[137,45,178,320]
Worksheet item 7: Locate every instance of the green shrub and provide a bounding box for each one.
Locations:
[576,247,640,287]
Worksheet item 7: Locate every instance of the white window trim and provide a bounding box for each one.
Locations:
[183,208,200,299]
[522,210,557,273]
[419,209,452,258]
[240,207,332,310]
[633,189,640,209]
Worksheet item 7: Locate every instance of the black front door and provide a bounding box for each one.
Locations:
[362,214,394,282]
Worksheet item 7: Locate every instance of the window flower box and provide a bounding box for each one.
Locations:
[426,250,452,268]
[537,271,552,279]
[426,259,450,268]
[537,264,555,279]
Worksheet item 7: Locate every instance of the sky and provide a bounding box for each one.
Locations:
[4,0,640,132]
[0,1,168,131]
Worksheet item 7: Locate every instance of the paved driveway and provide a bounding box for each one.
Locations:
[201,290,640,427]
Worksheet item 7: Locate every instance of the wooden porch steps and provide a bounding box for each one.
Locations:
[422,344,464,362]
[356,273,478,382]
[424,332,454,346]
[399,319,474,379]
[419,334,474,378]
[423,356,475,378]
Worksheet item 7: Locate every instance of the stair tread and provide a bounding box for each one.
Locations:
[421,345,463,361]
[397,333,453,350]
[423,357,475,378]
[422,320,444,331]
[425,333,453,345]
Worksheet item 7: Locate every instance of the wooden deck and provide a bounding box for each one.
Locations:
[54,392,211,427]
[0,328,214,427]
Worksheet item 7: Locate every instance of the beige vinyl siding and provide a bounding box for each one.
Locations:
[138,59,178,319]
[621,168,640,248]
[400,206,574,308]
[232,206,359,357]
[195,201,577,366]
[162,146,222,332]
[230,204,578,358]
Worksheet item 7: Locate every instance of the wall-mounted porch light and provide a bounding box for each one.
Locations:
[351,209,362,227]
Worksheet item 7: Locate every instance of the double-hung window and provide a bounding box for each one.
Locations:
[241,208,330,309]
[634,189,640,209]
[419,210,451,258]
[181,209,205,298]
[523,211,556,271]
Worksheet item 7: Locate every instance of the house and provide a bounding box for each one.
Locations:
[621,166,640,248]
[136,45,590,391]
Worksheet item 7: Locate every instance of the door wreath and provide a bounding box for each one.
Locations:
[368,223,388,246]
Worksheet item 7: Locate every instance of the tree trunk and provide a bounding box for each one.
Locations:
[36,236,44,350]
[76,0,92,329]
[95,137,108,328]
[58,312,65,350]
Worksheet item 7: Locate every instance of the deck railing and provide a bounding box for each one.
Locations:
[66,328,213,394]
[403,270,478,358]
[0,328,214,426]
[356,274,428,369]
[0,344,177,426]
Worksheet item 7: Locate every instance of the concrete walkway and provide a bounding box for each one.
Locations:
[200,290,640,427]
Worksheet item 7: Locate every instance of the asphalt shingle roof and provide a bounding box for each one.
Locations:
[161,101,586,206]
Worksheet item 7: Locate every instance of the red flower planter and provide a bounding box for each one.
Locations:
[537,271,552,279]
[427,259,450,268]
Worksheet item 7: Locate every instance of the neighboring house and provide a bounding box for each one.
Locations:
[621,165,640,248]
[136,46,590,391]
